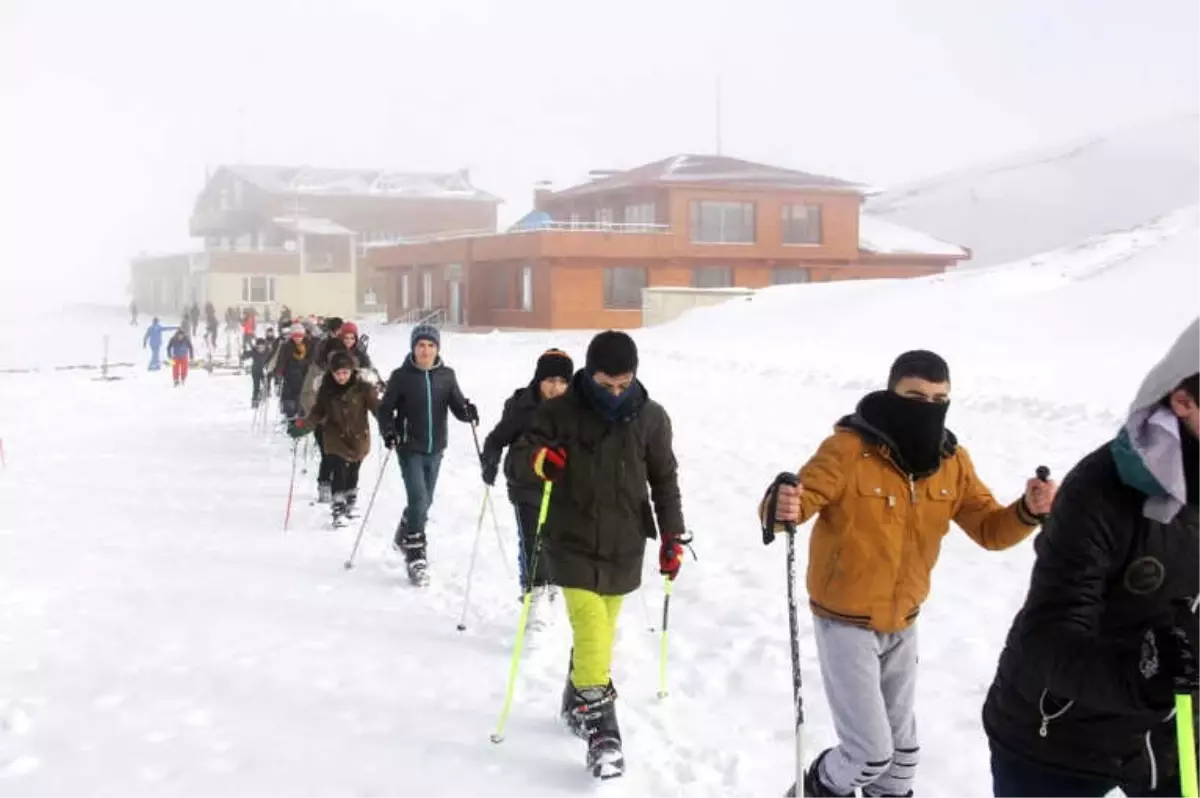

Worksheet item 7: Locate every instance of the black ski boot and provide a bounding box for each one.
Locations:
[330,493,349,528]
[343,489,360,519]
[397,521,428,587]
[563,681,624,779]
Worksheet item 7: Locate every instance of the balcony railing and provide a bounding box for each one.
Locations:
[360,220,671,251]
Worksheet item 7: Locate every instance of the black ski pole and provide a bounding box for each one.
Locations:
[763,472,804,797]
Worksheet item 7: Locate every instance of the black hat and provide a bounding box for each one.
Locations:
[887,350,950,388]
[324,316,344,334]
[329,351,355,373]
[585,331,638,376]
[533,349,574,383]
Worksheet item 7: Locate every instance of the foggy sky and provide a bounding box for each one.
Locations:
[1,0,1196,305]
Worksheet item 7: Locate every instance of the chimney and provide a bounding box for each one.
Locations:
[533,180,553,212]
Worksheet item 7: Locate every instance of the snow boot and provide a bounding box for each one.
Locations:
[562,683,624,779]
[397,520,428,586]
[343,488,360,519]
[317,481,332,504]
[330,494,349,528]
[786,748,854,797]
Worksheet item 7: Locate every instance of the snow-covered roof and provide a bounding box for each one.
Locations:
[224,165,502,202]
[273,216,354,236]
[858,214,968,258]
[552,154,866,199]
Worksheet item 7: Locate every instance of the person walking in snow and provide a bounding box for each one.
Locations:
[262,327,281,396]
[188,303,200,338]
[142,317,176,371]
[288,350,381,527]
[129,300,138,326]
[204,306,219,353]
[760,349,1057,798]
[241,337,272,408]
[376,324,478,584]
[274,324,314,419]
[481,348,574,609]
[299,317,349,504]
[982,319,1199,798]
[165,328,194,386]
[511,331,688,777]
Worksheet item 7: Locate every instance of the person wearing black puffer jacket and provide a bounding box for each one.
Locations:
[376,324,478,583]
[982,317,1200,798]
[481,348,574,615]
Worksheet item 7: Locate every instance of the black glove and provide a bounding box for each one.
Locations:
[481,452,500,486]
[382,431,398,450]
[1141,601,1198,706]
[463,400,479,424]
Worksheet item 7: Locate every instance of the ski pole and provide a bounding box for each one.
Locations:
[344,454,390,570]
[455,489,491,631]
[301,435,310,474]
[763,471,804,797]
[491,479,553,744]
[657,576,673,698]
[469,422,513,578]
[1177,692,1198,797]
[283,439,300,532]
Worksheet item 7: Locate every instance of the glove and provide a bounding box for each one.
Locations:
[463,400,479,424]
[383,431,398,450]
[1141,601,1198,707]
[532,445,567,482]
[659,536,685,580]
[481,452,500,486]
[287,418,310,438]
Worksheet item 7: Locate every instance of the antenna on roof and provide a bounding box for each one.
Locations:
[715,74,723,155]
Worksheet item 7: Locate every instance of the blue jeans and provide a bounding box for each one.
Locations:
[394,450,444,549]
[990,740,1180,797]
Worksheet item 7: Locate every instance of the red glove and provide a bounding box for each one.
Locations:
[532,446,567,482]
[659,537,685,580]
[294,418,304,428]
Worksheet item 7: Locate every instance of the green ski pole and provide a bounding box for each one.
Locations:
[1177,692,1198,798]
[490,480,553,744]
[657,577,673,699]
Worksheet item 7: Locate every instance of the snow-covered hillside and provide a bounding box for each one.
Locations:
[0,209,1195,795]
[867,113,1200,267]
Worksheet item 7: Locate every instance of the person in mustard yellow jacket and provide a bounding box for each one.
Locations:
[759,350,1058,797]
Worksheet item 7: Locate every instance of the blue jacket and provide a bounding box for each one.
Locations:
[166,335,193,359]
[143,322,177,350]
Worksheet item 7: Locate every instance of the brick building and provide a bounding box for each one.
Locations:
[366,154,968,329]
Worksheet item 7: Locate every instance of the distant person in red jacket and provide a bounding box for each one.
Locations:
[166,329,194,386]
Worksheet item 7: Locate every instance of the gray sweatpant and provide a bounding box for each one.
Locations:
[814,616,920,796]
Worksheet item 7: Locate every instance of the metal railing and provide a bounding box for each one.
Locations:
[392,307,447,327]
[360,220,671,251]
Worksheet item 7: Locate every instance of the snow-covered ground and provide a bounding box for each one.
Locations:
[0,206,1196,795]
[867,112,1200,268]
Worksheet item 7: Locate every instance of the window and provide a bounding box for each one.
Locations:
[422,271,434,309]
[603,267,646,310]
[401,273,411,309]
[623,203,656,226]
[487,267,510,310]
[595,207,614,225]
[771,267,811,285]
[569,213,582,228]
[241,276,276,303]
[692,266,733,288]
[690,201,755,243]
[520,265,533,312]
[782,204,822,245]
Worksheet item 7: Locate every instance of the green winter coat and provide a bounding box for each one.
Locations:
[512,370,685,596]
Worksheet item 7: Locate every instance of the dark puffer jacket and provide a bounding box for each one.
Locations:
[481,384,545,506]
[982,441,1199,790]
[376,355,470,455]
[511,370,685,596]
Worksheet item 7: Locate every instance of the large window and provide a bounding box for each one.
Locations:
[603,267,647,310]
[401,273,411,309]
[421,271,433,309]
[241,276,276,303]
[690,200,756,243]
[771,267,811,285]
[624,203,656,225]
[782,204,822,245]
[692,266,733,288]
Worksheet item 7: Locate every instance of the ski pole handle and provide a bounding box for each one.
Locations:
[1035,465,1050,482]
[762,472,799,546]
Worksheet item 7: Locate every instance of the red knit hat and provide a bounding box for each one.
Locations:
[338,321,359,338]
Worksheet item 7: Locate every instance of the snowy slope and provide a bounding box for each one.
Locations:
[867,113,1200,267]
[0,210,1196,795]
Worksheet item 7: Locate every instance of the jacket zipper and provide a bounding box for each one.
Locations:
[893,473,917,623]
[424,371,433,455]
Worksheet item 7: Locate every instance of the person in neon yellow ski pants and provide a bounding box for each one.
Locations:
[562,589,625,688]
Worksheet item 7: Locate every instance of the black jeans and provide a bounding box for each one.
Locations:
[513,501,552,591]
[251,371,264,403]
[327,455,362,496]
[990,740,1180,797]
[314,429,334,486]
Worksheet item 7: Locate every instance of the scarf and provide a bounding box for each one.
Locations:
[855,390,950,477]
[581,373,640,423]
